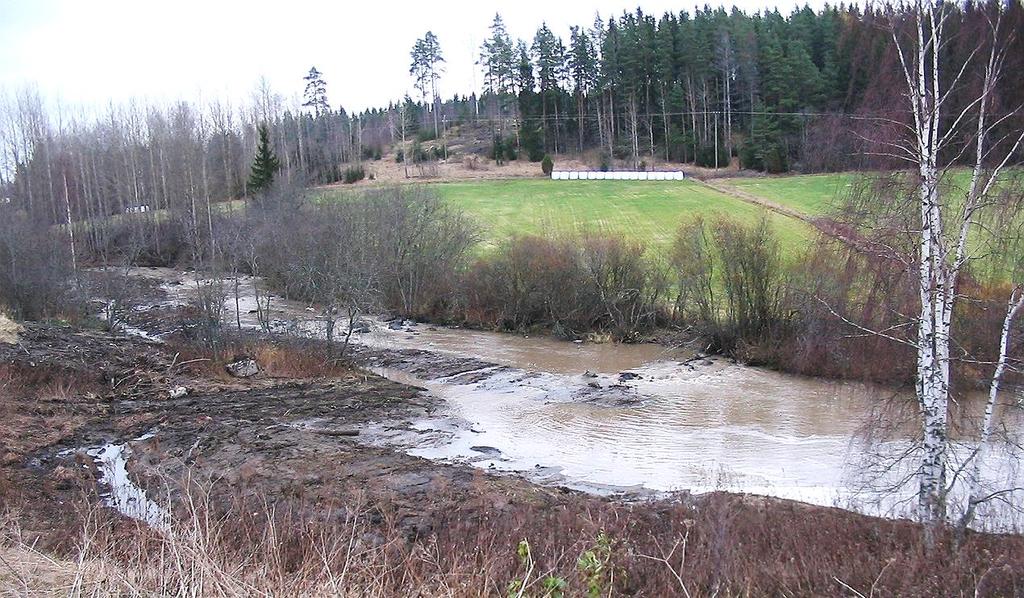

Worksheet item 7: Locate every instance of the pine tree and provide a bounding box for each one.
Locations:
[410,31,445,136]
[480,14,516,97]
[568,26,598,152]
[248,124,280,196]
[302,67,329,116]
[532,23,567,153]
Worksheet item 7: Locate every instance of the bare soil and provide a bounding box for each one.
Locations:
[3,312,1024,594]
[328,145,741,188]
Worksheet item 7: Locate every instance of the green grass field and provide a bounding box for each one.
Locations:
[341,179,815,257]
[718,171,1023,280]
[718,173,858,215]
[719,169,1021,217]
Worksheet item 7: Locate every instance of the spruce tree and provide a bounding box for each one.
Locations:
[248,124,280,195]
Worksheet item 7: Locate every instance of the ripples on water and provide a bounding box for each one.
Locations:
[132,267,1024,531]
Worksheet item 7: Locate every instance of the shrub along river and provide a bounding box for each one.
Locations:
[125,267,1024,531]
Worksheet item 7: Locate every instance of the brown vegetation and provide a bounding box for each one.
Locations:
[3,324,1024,597]
[4,466,1024,597]
[465,234,669,340]
[170,334,357,382]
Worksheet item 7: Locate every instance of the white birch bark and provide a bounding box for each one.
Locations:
[889,1,1023,531]
[959,286,1024,530]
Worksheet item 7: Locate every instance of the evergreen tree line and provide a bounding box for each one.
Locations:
[2,2,1022,240]
[470,3,1024,172]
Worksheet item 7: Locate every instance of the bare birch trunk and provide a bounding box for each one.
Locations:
[959,286,1024,531]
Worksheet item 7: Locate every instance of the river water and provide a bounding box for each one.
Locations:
[128,267,1024,530]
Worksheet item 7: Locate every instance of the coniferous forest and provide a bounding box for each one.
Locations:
[2,3,1023,228]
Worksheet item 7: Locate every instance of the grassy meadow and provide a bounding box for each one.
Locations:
[323,178,815,257]
[718,170,1024,280]
[319,170,1020,276]
[718,173,858,215]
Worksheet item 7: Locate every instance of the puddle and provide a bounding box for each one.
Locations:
[87,439,170,531]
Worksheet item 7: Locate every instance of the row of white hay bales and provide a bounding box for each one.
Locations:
[550,171,687,181]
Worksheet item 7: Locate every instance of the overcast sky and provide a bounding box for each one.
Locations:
[1,0,841,114]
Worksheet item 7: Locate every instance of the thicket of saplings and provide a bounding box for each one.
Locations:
[0,185,1013,385]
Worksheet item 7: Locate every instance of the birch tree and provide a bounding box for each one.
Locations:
[958,284,1024,532]
[882,0,1024,536]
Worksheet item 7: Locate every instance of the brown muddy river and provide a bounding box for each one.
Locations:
[129,267,1024,530]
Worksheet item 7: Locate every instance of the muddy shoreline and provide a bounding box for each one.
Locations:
[5,297,1024,594]
[55,267,1023,527]
[0,321,585,542]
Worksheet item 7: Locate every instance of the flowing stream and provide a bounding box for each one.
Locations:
[124,267,1024,531]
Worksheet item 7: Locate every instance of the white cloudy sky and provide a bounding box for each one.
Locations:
[1,0,837,113]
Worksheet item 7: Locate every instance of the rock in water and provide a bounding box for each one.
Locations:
[226,358,260,378]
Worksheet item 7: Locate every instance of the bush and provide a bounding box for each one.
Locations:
[416,128,438,143]
[395,149,404,163]
[342,165,366,184]
[464,234,666,339]
[411,141,429,163]
[465,236,585,333]
[256,187,478,321]
[694,144,730,168]
[491,136,517,165]
[670,216,786,355]
[84,213,193,267]
[0,214,80,320]
[541,155,554,176]
[361,146,383,161]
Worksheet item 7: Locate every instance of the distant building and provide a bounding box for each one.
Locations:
[124,205,150,214]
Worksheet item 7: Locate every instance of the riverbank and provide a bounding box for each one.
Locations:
[91,266,1023,524]
[4,321,1024,596]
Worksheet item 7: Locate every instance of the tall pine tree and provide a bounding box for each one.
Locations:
[302,67,329,116]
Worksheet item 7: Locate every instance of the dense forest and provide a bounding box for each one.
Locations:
[2,2,1023,231]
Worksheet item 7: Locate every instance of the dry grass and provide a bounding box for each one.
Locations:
[0,313,22,345]
[171,335,356,382]
[4,481,1024,597]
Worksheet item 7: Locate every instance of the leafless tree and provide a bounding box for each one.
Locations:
[844,1,1024,539]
